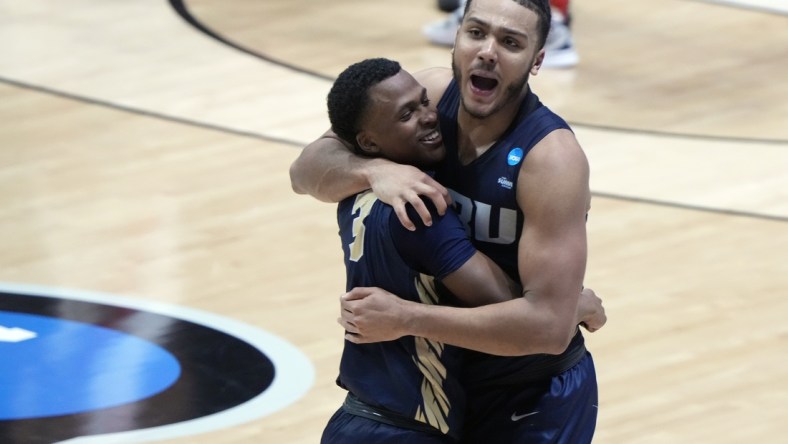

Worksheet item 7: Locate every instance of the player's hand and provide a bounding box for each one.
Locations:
[367,162,451,231]
[577,287,606,333]
[338,287,411,343]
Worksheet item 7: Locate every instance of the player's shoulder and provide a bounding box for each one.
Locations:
[526,129,587,171]
[413,67,452,103]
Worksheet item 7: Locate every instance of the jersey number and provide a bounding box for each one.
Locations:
[349,192,377,262]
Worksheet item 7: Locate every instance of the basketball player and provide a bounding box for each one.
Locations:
[292,1,601,441]
[317,57,605,443]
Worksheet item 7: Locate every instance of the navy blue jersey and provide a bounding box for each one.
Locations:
[435,80,587,389]
[335,190,476,439]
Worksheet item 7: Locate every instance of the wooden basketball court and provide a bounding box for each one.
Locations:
[1,0,786,442]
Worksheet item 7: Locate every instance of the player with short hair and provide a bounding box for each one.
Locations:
[292,1,603,441]
[317,56,604,443]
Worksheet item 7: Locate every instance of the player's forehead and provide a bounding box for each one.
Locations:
[464,0,536,33]
[368,71,424,110]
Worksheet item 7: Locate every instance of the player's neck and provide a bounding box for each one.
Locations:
[457,96,522,164]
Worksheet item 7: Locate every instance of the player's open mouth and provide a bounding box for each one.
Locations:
[471,75,498,92]
[420,129,442,145]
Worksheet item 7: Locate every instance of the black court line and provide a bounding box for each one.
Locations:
[169,0,788,147]
[3,75,785,224]
[166,0,787,223]
[591,192,788,223]
[168,0,333,82]
[573,122,788,147]
[1,1,785,224]
[0,75,304,148]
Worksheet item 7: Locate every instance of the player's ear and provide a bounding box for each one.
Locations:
[531,48,545,75]
[355,131,381,155]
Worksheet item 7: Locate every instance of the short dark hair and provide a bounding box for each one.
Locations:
[327,58,402,153]
[463,0,552,49]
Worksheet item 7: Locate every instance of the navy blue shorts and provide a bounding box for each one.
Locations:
[461,352,598,444]
[321,407,457,444]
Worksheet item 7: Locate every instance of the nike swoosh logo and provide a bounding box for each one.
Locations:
[511,411,539,421]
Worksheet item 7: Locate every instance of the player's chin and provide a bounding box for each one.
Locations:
[419,151,446,168]
[464,100,498,119]
[423,142,445,162]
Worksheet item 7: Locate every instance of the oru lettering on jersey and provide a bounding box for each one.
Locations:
[448,189,517,245]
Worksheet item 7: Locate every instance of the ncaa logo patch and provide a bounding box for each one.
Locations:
[507,147,524,166]
[0,283,313,443]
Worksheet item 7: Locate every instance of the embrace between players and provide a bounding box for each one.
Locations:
[290,1,608,442]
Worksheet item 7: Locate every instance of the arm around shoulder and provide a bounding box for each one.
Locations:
[289,129,379,202]
[289,130,450,228]
[413,67,452,104]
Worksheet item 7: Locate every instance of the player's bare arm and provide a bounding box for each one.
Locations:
[340,248,606,355]
[441,251,520,307]
[516,128,591,350]
[339,285,605,356]
[289,129,377,202]
[291,135,449,226]
[412,67,453,103]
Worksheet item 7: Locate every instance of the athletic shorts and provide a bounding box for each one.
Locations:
[461,352,598,444]
[321,407,458,444]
